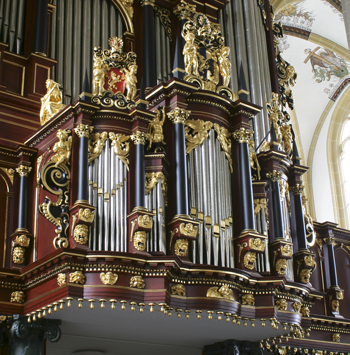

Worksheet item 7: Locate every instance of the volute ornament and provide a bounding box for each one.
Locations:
[69,271,85,284]
[130,275,145,289]
[100,272,118,285]
[171,284,186,296]
[243,251,256,270]
[207,284,234,300]
[275,258,287,275]
[242,294,255,306]
[10,291,25,304]
[276,299,288,311]
[73,224,89,245]
[175,239,189,257]
[133,231,147,251]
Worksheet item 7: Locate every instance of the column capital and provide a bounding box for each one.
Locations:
[232,127,253,143]
[266,170,282,182]
[16,165,32,177]
[289,183,304,195]
[167,107,191,124]
[173,0,196,20]
[74,124,93,138]
[131,131,148,145]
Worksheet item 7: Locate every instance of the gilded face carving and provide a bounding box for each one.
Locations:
[133,231,147,251]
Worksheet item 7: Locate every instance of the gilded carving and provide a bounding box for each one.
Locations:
[175,239,189,257]
[131,131,148,145]
[138,215,153,229]
[180,223,197,238]
[100,272,118,285]
[254,199,266,216]
[0,167,15,183]
[73,224,89,245]
[167,107,190,125]
[145,172,168,205]
[122,64,138,101]
[213,123,233,173]
[301,306,310,317]
[182,28,199,77]
[122,0,134,20]
[243,251,256,270]
[52,129,72,167]
[242,294,255,306]
[331,300,339,312]
[16,165,32,177]
[130,275,145,289]
[173,0,196,21]
[300,269,312,284]
[249,139,261,180]
[281,244,293,257]
[292,302,301,313]
[276,299,287,311]
[267,93,283,144]
[171,284,186,296]
[290,184,304,196]
[15,235,30,247]
[304,255,316,268]
[93,55,108,96]
[10,291,25,304]
[336,289,344,300]
[147,108,166,150]
[57,273,66,286]
[88,131,108,163]
[133,231,147,251]
[232,127,253,144]
[266,170,282,182]
[109,133,130,170]
[332,333,340,343]
[281,124,293,155]
[275,259,287,275]
[249,238,265,252]
[78,208,95,223]
[12,246,25,264]
[206,284,234,300]
[302,193,315,246]
[217,46,231,87]
[40,79,66,125]
[185,119,213,154]
[69,271,85,284]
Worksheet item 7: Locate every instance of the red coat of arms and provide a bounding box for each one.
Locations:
[104,68,125,94]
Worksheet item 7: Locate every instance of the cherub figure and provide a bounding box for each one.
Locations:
[217,46,231,87]
[182,30,199,76]
[40,79,65,125]
[122,64,137,101]
[52,129,72,167]
[92,56,107,96]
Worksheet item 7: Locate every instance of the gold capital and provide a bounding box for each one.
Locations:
[290,184,304,195]
[131,131,148,145]
[173,0,196,20]
[16,165,32,177]
[266,170,282,182]
[75,124,92,138]
[167,107,191,125]
[232,127,253,144]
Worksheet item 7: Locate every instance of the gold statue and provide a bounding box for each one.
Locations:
[182,30,199,76]
[40,79,65,125]
[148,108,166,150]
[217,46,231,87]
[122,64,138,101]
[249,139,261,180]
[93,56,107,96]
[281,124,293,156]
[52,129,72,167]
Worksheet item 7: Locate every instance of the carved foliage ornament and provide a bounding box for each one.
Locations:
[171,284,186,296]
[100,272,118,285]
[130,275,145,289]
[242,294,255,306]
[292,302,301,313]
[276,299,287,311]
[266,169,282,182]
[175,239,189,257]
[69,271,85,284]
[16,165,32,177]
[10,291,25,304]
[301,306,310,317]
[145,172,168,206]
[173,0,196,21]
[57,273,66,286]
[213,123,233,173]
[207,284,234,300]
[88,131,108,163]
[109,132,130,170]
[232,127,253,144]
[167,107,190,125]
[131,131,148,145]
[185,119,213,154]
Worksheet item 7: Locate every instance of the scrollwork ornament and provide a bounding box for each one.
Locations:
[109,133,130,170]
[276,299,287,311]
[232,127,253,144]
[167,107,190,125]
[133,231,147,251]
[100,272,118,285]
[130,131,148,145]
[11,319,30,339]
[266,170,282,182]
[69,271,85,284]
[249,238,265,252]
[75,124,92,138]
[185,119,213,154]
[12,247,25,264]
[130,275,145,289]
[15,165,32,177]
[171,284,186,296]
[243,251,256,270]
[73,224,89,245]
[175,239,189,256]
[290,184,304,195]
[275,258,287,275]
[15,235,30,247]
[10,291,25,304]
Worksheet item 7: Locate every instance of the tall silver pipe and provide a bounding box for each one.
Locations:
[110,144,116,251]
[123,175,128,252]
[195,146,204,264]
[202,136,211,265]
[104,142,110,250]
[92,160,98,251]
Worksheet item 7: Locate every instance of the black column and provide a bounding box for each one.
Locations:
[168,108,190,216]
[267,170,284,239]
[290,184,307,250]
[326,234,338,287]
[233,128,255,230]
[15,165,32,231]
[143,3,157,88]
[131,131,146,208]
[172,18,186,80]
[33,0,49,55]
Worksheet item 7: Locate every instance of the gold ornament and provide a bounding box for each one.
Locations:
[130,131,148,145]
[78,208,95,223]
[167,107,190,125]
[147,108,166,150]
[171,284,186,296]
[138,215,153,229]
[300,269,312,284]
[331,299,339,312]
[88,131,108,163]
[69,271,85,284]
[217,46,231,87]
[12,246,25,264]
[275,259,287,275]
[92,55,108,96]
[133,231,147,251]
[145,172,168,205]
[267,93,283,144]
[109,133,130,170]
[290,184,304,195]
[73,224,89,245]
[185,119,213,154]
[293,302,301,313]
[173,0,196,21]
[175,239,189,257]
[276,299,287,311]
[100,272,118,285]
[180,223,197,238]
[243,251,256,270]
[214,123,233,173]
[281,124,293,155]
[232,127,253,144]
[51,129,72,167]
[304,255,316,268]
[206,284,234,300]
[242,294,255,306]
[266,170,282,182]
[15,235,30,247]
[122,64,138,101]
[249,139,261,180]
[10,291,25,303]
[16,165,32,177]
[281,244,293,257]
[182,29,199,76]
[249,238,265,252]
[57,273,66,286]
[130,275,145,289]
[332,333,340,343]
[301,306,310,317]
[40,79,65,125]
[74,124,92,138]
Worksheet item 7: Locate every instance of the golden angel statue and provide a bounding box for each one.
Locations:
[93,56,108,96]
[122,64,138,101]
[182,30,199,76]
[40,79,66,125]
[52,129,72,167]
[217,46,231,87]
